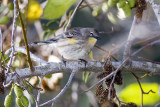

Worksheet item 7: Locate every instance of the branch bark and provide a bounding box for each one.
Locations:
[148,0,160,25]
[5,60,160,85]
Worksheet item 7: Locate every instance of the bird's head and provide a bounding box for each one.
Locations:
[80,28,100,40]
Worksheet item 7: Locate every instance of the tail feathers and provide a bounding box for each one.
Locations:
[30,38,57,46]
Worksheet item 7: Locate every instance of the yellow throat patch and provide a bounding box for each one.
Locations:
[89,37,97,46]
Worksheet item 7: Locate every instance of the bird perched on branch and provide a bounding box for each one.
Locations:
[31,27,100,60]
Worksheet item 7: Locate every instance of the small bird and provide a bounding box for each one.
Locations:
[31,27,100,60]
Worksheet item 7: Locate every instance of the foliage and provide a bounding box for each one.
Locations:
[42,0,76,20]
[120,83,160,105]
[1,0,160,107]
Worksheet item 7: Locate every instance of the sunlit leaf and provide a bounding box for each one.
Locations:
[83,72,91,83]
[42,0,76,20]
[107,12,118,24]
[120,83,160,106]
[0,16,9,25]
[89,51,94,61]
[45,74,52,79]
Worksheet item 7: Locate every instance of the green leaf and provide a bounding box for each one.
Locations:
[20,96,29,107]
[82,72,91,83]
[0,51,8,61]
[7,3,14,10]
[85,72,91,83]
[42,0,76,20]
[45,74,52,78]
[83,72,86,81]
[0,16,9,25]
[4,95,13,107]
[89,51,94,61]
[16,98,23,107]
[14,85,23,98]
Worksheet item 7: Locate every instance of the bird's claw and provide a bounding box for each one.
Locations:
[79,59,87,67]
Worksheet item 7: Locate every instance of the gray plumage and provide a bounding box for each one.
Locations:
[31,27,100,60]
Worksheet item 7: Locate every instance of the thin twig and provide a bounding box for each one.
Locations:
[80,84,99,107]
[80,0,106,10]
[83,72,115,93]
[95,45,119,61]
[16,0,34,72]
[15,71,39,106]
[21,83,39,107]
[133,34,160,46]
[65,0,84,31]
[5,47,47,64]
[107,39,160,99]
[99,27,114,34]
[131,55,160,65]
[108,58,128,99]
[6,0,18,73]
[132,39,160,56]
[0,27,5,64]
[131,72,144,107]
[123,16,136,60]
[39,69,78,107]
[25,80,43,91]
[37,76,43,105]
[0,27,3,57]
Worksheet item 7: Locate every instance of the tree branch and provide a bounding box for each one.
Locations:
[7,0,18,73]
[5,60,160,85]
[5,47,47,64]
[123,16,136,60]
[148,0,160,25]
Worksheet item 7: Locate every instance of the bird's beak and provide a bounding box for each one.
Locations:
[93,35,100,40]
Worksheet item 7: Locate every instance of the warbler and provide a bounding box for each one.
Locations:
[31,27,100,60]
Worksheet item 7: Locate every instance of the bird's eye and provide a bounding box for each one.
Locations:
[90,32,94,37]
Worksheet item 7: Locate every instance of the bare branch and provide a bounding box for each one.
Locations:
[5,47,47,64]
[80,84,99,107]
[16,0,34,72]
[0,27,3,54]
[65,0,84,31]
[37,76,43,105]
[123,16,136,60]
[5,59,160,89]
[7,0,18,73]
[132,39,160,56]
[147,0,160,24]
[39,68,78,107]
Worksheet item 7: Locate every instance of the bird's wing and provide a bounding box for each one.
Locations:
[30,27,82,46]
[64,27,82,38]
[30,34,63,46]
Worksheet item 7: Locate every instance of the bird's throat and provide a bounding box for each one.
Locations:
[88,37,97,46]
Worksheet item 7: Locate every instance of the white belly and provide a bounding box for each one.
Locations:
[54,38,97,60]
[56,44,87,60]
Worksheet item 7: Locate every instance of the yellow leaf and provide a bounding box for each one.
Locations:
[120,83,160,106]
[27,0,43,22]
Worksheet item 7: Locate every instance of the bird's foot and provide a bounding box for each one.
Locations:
[62,56,67,67]
[79,59,88,67]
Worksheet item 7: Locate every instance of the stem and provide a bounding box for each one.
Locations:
[16,0,34,72]
[65,0,84,31]
[7,0,18,73]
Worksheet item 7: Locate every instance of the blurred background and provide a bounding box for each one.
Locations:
[0,0,160,106]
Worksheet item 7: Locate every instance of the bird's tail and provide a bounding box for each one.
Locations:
[29,38,57,46]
